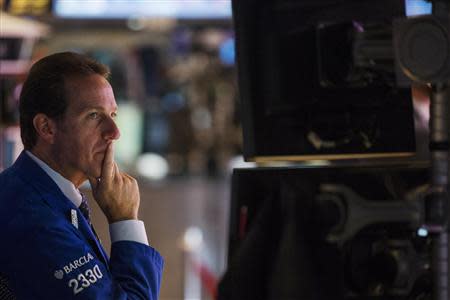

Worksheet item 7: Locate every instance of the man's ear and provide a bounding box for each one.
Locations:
[32,113,57,144]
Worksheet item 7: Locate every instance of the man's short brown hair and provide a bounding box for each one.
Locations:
[19,52,110,150]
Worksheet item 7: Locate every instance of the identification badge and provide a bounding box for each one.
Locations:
[71,209,79,229]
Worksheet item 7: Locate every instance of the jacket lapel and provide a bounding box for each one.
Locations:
[76,212,109,266]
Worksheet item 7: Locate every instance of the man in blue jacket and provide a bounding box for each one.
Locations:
[0,52,163,299]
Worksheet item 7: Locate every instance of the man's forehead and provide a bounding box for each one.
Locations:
[64,75,117,111]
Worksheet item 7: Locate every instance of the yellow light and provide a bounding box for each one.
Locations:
[8,0,50,15]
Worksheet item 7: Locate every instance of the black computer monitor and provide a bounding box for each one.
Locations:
[220,165,430,300]
[233,0,417,162]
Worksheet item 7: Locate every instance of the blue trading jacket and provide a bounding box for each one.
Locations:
[0,151,163,299]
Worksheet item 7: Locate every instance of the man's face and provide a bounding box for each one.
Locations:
[52,74,120,186]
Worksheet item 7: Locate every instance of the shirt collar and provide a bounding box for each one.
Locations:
[26,151,83,208]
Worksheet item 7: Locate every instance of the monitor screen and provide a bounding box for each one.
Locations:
[54,0,232,19]
[405,0,432,16]
[233,0,416,162]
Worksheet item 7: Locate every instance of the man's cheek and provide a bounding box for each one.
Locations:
[96,155,104,170]
[87,154,102,176]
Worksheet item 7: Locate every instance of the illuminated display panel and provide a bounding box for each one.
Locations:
[54,0,231,19]
[405,0,432,16]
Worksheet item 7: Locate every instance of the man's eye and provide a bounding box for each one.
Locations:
[88,112,99,119]
[111,112,117,119]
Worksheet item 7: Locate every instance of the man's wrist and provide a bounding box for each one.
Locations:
[103,209,138,224]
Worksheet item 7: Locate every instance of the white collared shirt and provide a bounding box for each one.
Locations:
[26,151,149,246]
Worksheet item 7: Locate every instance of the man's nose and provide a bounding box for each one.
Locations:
[103,117,121,141]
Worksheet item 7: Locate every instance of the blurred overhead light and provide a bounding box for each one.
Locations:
[136,153,169,180]
[54,0,231,19]
[183,226,204,252]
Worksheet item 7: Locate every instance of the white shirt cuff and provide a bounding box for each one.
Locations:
[109,220,149,245]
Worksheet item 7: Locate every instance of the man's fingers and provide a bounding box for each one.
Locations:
[101,143,115,180]
[113,162,120,179]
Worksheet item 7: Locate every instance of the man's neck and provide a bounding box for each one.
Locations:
[29,147,85,188]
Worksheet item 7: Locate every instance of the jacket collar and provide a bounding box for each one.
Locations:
[26,150,83,208]
[12,151,78,213]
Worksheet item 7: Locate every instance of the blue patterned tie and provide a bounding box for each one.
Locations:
[79,193,102,244]
[79,193,91,224]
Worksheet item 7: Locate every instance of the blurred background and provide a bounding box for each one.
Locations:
[0,1,434,300]
[0,1,249,299]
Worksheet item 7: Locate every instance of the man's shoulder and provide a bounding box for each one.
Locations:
[0,162,19,181]
[0,152,34,190]
[0,164,56,233]
[0,164,39,206]
[0,152,56,206]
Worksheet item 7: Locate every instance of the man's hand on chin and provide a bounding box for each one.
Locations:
[88,143,140,223]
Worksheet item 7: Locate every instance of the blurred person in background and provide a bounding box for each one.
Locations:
[0,52,163,299]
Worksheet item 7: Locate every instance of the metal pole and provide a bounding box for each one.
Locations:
[428,82,449,300]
